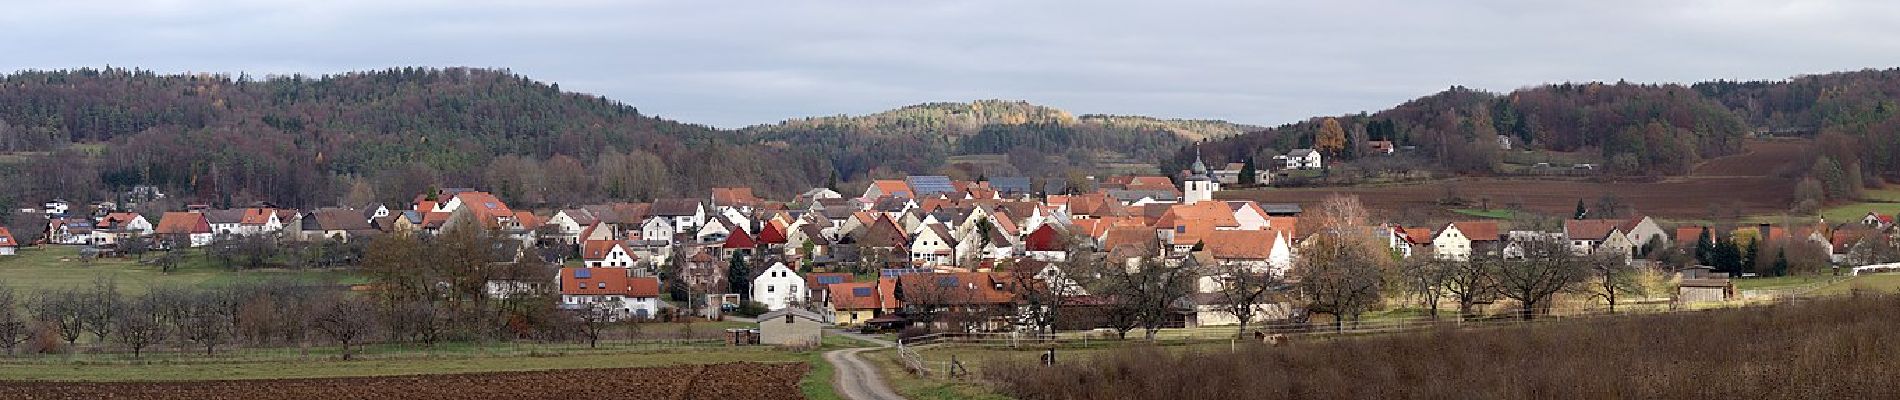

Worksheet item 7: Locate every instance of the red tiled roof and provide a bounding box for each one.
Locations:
[1451,221,1500,242]
[1565,219,1623,241]
[878,277,902,310]
[0,227,15,247]
[1203,229,1278,260]
[722,226,758,249]
[871,180,913,198]
[581,240,624,260]
[829,282,881,310]
[559,268,660,297]
[240,208,274,225]
[155,212,212,235]
[712,188,761,207]
[758,221,788,244]
[896,272,1015,305]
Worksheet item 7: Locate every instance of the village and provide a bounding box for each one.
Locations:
[5,144,1890,350]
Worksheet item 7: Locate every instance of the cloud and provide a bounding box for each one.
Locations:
[1,0,1897,128]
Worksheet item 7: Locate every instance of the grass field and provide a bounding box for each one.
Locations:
[1809,273,1900,296]
[1732,274,1849,291]
[0,246,366,293]
[0,344,805,381]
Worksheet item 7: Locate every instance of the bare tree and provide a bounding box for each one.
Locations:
[1495,238,1592,320]
[1586,254,1644,314]
[114,293,168,359]
[80,277,122,343]
[1293,195,1390,331]
[313,295,377,360]
[1210,259,1284,338]
[179,290,231,356]
[0,286,30,355]
[1399,257,1453,320]
[32,288,86,348]
[1443,256,1499,320]
[573,302,615,348]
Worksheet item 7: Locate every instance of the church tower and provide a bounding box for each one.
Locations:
[1183,146,1219,204]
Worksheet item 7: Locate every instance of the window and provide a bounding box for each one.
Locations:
[768,285,776,293]
[597,282,606,289]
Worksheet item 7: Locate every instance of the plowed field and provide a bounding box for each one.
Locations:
[0,362,807,400]
[1223,139,1808,220]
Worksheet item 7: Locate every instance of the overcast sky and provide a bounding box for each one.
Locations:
[3,0,1899,129]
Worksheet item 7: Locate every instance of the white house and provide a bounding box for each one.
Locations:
[640,217,675,244]
[559,268,661,320]
[752,262,806,311]
[1274,149,1323,170]
[909,224,958,266]
[582,240,639,268]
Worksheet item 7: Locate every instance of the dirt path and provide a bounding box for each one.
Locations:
[825,331,904,400]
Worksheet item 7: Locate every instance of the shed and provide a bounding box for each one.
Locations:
[757,308,826,347]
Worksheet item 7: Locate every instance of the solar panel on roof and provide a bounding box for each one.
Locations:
[881,268,932,277]
[575,269,592,279]
[817,276,846,285]
[936,276,959,287]
[906,176,956,196]
[852,287,873,297]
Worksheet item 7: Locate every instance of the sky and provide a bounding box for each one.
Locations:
[3,0,1900,129]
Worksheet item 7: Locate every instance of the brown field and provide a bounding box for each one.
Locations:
[1222,140,1808,220]
[986,295,1900,400]
[0,362,807,400]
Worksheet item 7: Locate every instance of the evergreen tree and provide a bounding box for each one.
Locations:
[1694,226,1714,266]
[1574,199,1588,220]
[726,252,752,303]
[1711,238,1742,276]
[1772,250,1791,277]
[1741,238,1760,274]
[1238,157,1258,185]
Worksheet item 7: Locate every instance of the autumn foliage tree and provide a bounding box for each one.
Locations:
[1315,117,1347,159]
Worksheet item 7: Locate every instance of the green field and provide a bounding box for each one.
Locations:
[1760,187,1900,225]
[1809,273,1900,296]
[1732,274,1850,291]
[0,246,366,293]
[1451,208,1516,219]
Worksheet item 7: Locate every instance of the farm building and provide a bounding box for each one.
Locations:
[757,308,825,347]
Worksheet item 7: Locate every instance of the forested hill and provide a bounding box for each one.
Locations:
[744,100,1261,181]
[1180,81,1764,177]
[0,67,833,209]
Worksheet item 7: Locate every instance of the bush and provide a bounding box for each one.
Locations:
[986,296,1900,399]
[732,301,769,318]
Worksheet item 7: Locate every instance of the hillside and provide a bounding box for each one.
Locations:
[745,100,1259,180]
[1181,83,1754,177]
[0,67,830,209]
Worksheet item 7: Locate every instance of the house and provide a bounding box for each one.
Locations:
[905,176,957,198]
[1211,162,1247,185]
[296,208,378,242]
[0,228,16,256]
[1863,212,1893,229]
[1367,140,1396,155]
[651,199,706,235]
[582,240,639,268]
[42,199,70,216]
[544,209,596,245]
[805,273,852,308]
[1432,221,1500,261]
[757,308,825,347]
[752,262,806,311]
[910,223,958,266]
[559,268,662,320]
[1564,219,1635,260]
[826,281,882,326]
[862,180,914,200]
[92,212,154,246]
[1274,149,1323,170]
[712,187,763,213]
[154,212,214,248]
[1675,266,1733,303]
[640,217,675,243]
[987,177,1034,197]
[894,272,1017,331]
[1201,229,1293,277]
